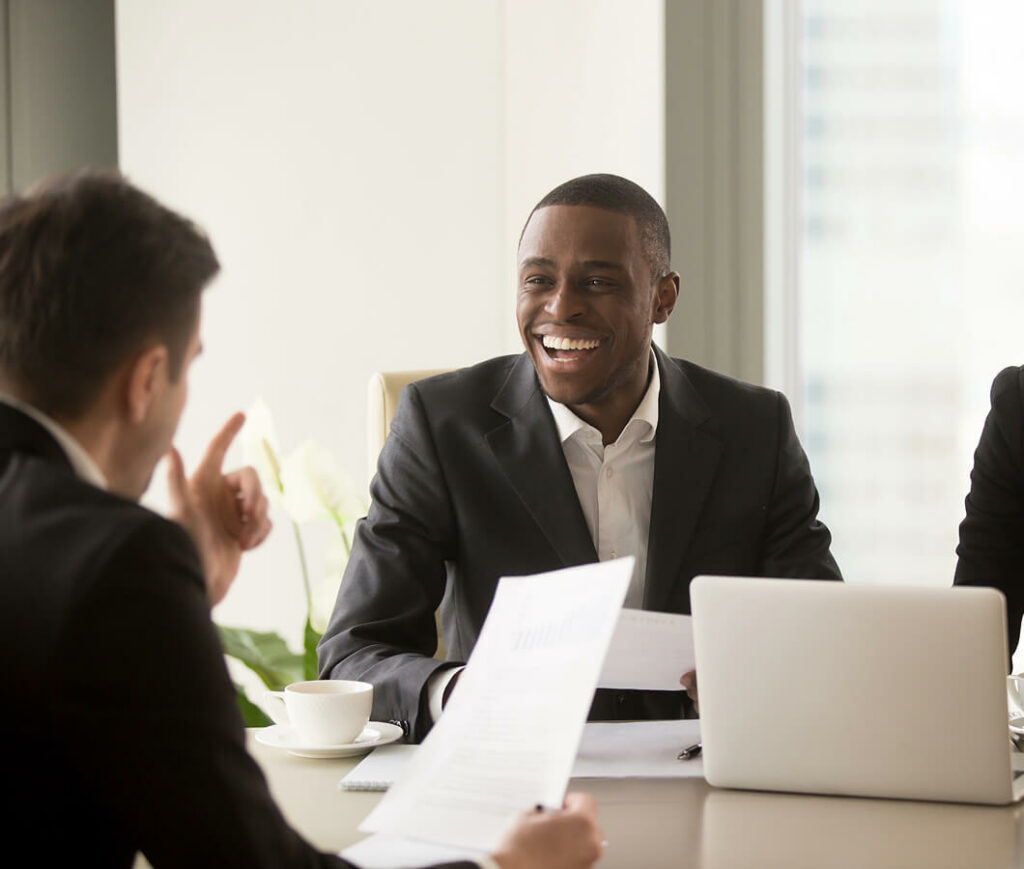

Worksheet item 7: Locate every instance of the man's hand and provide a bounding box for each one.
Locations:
[167,412,272,607]
[491,793,604,869]
[680,669,699,714]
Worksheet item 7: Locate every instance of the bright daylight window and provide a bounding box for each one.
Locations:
[794,0,1024,596]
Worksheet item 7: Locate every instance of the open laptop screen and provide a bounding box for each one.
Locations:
[690,576,1018,805]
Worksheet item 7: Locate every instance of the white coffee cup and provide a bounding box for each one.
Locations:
[264,680,373,745]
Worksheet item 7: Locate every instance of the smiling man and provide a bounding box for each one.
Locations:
[319,174,841,741]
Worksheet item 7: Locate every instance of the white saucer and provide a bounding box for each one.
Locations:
[254,722,403,758]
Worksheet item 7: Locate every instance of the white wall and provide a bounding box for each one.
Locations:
[116,0,664,648]
[501,0,665,348]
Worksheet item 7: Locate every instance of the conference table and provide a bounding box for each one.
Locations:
[248,730,1024,868]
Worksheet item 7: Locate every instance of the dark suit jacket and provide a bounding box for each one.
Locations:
[318,349,841,741]
[0,403,475,869]
[955,365,1024,665]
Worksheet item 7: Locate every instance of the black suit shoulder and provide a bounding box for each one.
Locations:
[1,455,203,691]
[400,355,523,429]
[988,364,1024,434]
[955,365,1024,662]
[669,356,785,421]
[0,428,353,868]
[672,355,779,399]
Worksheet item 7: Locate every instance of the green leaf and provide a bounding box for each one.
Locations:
[232,683,274,727]
[217,625,304,690]
[302,617,322,681]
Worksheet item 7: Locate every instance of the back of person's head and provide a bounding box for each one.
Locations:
[0,169,219,420]
[527,173,671,278]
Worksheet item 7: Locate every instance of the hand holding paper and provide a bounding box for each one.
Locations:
[360,557,634,852]
[492,793,604,869]
[597,608,694,691]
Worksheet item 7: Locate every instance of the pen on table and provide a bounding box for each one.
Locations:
[677,742,702,761]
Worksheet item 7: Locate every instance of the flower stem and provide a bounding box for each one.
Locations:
[291,519,313,619]
[327,507,352,557]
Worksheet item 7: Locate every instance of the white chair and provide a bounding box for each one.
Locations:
[366,369,451,659]
[366,369,450,489]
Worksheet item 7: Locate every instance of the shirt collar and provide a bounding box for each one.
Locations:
[546,350,661,446]
[0,394,109,489]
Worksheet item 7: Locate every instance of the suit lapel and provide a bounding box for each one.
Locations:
[486,354,597,567]
[643,348,722,612]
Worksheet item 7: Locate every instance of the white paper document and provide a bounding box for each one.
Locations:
[597,608,694,691]
[340,720,706,794]
[340,744,418,791]
[359,557,634,852]
[572,719,703,778]
[342,833,488,869]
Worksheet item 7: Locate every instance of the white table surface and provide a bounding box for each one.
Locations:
[246,729,1024,868]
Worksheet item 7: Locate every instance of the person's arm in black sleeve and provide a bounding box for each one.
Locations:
[955,366,1024,667]
[58,514,492,868]
[317,383,463,742]
[58,516,347,868]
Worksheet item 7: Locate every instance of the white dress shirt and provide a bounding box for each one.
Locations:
[428,355,660,724]
[0,393,108,489]
[545,354,659,609]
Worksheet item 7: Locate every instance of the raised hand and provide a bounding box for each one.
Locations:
[167,412,272,606]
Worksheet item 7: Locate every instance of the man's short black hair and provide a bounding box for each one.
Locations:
[0,169,219,419]
[526,173,671,277]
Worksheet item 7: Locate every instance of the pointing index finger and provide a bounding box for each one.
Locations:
[198,412,246,475]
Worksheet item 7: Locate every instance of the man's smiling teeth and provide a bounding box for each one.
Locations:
[542,336,600,351]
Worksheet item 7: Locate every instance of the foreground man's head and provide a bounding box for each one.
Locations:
[0,170,219,497]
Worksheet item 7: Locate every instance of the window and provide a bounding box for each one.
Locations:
[790,1,1024,592]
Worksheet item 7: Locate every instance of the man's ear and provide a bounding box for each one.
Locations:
[652,272,680,324]
[124,344,169,424]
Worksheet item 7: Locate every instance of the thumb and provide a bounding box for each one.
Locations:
[562,792,598,818]
[166,447,189,517]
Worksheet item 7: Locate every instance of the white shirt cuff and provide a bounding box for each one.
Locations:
[426,665,464,723]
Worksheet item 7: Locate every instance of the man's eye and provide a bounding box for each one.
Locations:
[523,276,552,288]
[584,279,613,289]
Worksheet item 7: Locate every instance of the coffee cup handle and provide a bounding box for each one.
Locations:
[263,690,290,726]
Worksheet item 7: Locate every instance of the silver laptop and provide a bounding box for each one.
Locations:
[690,575,1024,804]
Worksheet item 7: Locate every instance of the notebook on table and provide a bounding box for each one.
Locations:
[690,575,1023,805]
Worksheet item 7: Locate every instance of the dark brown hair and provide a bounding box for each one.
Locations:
[0,169,219,418]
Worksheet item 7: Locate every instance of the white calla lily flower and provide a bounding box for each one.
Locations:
[241,397,286,508]
[280,439,364,528]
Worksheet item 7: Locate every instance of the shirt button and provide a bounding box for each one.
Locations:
[605,467,613,478]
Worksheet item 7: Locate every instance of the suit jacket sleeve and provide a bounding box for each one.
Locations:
[760,391,842,581]
[59,515,476,869]
[317,383,461,742]
[56,515,350,868]
[954,366,1024,663]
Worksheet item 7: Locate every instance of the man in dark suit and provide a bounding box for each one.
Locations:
[318,174,842,743]
[954,365,1024,667]
[0,171,602,868]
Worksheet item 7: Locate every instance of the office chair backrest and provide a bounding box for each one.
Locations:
[366,369,450,489]
[366,369,451,660]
